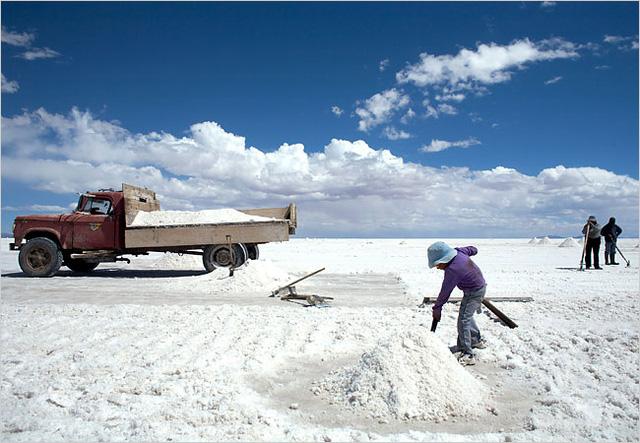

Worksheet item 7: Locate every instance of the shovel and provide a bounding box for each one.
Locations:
[615,244,631,267]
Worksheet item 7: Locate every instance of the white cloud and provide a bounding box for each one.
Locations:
[355,88,410,132]
[2,26,62,62]
[379,59,390,72]
[382,127,411,140]
[469,113,482,123]
[437,103,457,115]
[421,100,458,119]
[594,65,610,70]
[1,73,19,93]
[1,26,35,47]
[331,106,343,117]
[541,1,556,8]
[424,103,439,119]
[604,35,625,44]
[396,38,578,90]
[421,137,481,153]
[400,108,416,124]
[2,107,637,237]
[544,76,563,85]
[2,204,69,212]
[603,35,639,51]
[491,123,499,128]
[354,37,584,131]
[18,47,61,61]
[435,93,466,102]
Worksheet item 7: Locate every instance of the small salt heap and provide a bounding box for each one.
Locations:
[558,237,580,248]
[160,259,293,294]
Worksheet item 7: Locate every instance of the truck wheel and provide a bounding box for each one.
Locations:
[18,237,63,277]
[202,244,248,272]
[64,257,99,273]
[246,244,259,260]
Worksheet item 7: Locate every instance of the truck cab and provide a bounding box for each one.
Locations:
[11,190,129,277]
[67,191,125,250]
[12,190,125,253]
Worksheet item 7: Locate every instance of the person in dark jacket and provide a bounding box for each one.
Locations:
[600,217,622,265]
[582,215,602,269]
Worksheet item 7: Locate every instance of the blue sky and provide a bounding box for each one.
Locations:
[1,1,638,237]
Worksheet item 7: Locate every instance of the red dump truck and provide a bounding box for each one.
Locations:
[10,184,297,277]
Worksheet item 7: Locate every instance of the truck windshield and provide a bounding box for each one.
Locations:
[74,195,83,212]
[80,197,112,215]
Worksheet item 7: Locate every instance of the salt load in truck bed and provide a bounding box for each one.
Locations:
[123,184,295,250]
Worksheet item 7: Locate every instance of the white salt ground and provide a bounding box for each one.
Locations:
[558,237,580,248]
[129,208,276,227]
[1,238,639,442]
[315,328,490,422]
[528,237,539,244]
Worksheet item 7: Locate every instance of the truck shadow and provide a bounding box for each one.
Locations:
[2,269,210,279]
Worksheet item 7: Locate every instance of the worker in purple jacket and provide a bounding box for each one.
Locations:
[422,242,487,366]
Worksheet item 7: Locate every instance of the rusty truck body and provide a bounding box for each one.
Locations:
[10,184,296,277]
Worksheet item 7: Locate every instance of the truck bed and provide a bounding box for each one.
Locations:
[122,184,296,249]
[124,210,294,249]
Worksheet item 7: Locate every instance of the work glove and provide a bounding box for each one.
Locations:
[432,309,442,322]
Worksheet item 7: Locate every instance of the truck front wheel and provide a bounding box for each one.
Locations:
[18,237,63,277]
[202,244,248,272]
[64,256,99,273]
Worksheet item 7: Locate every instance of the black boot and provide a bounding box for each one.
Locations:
[611,252,619,265]
[605,254,610,265]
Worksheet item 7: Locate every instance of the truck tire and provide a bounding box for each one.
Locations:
[64,257,99,273]
[246,244,259,260]
[202,243,248,272]
[18,237,63,277]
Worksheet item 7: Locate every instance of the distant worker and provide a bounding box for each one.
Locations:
[600,217,622,265]
[582,215,602,270]
[421,242,487,366]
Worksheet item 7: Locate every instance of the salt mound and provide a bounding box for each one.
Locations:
[314,329,490,422]
[164,260,293,294]
[204,261,292,293]
[130,208,275,227]
[537,236,552,245]
[528,237,539,244]
[152,253,202,270]
[558,237,580,248]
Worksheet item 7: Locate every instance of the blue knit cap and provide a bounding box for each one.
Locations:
[427,241,458,268]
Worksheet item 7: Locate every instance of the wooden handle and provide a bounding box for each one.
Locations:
[482,299,518,329]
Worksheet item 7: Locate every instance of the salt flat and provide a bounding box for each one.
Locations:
[1,238,638,441]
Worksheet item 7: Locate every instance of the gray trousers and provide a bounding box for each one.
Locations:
[605,240,616,255]
[456,285,486,355]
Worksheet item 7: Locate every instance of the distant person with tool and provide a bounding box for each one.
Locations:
[600,217,622,265]
[582,216,602,269]
[421,242,487,366]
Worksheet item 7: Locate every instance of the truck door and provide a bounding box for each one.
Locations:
[72,197,117,250]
